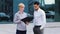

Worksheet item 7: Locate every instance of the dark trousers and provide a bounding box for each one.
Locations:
[33,26,43,34]
[16,30,26,34]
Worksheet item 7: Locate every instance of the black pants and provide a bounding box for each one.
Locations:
[33,26,43,34]
[16,30,26,34]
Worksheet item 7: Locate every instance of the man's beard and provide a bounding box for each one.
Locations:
[35,8,39,11]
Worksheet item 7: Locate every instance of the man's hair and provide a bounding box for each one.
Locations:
[34,1,40,5]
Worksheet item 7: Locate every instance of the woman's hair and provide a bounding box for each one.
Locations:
[18,3,25,7]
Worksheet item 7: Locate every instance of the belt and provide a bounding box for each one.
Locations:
[34,25,41,27]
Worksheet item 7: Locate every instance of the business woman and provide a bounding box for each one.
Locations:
[13,3,28,34]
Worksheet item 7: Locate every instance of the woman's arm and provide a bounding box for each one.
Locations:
[13,14,21,24]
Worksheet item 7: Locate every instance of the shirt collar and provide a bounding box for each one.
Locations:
[18,11,24,14]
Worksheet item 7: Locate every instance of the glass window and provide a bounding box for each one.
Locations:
[0,0,13,23]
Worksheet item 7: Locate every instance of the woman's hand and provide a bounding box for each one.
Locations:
[25,21,29,25]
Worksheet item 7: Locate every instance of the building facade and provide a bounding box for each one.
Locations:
[0,0,60,22]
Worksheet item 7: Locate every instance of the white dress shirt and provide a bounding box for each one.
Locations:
[33,8,46,29]
[13,11,27,31]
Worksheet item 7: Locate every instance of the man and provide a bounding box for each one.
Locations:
[13,3,28,34]
[33,1,46,34]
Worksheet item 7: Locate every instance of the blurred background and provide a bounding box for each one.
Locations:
[0,0,60,23]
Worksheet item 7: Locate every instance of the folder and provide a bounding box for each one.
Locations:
[21,16,33,24]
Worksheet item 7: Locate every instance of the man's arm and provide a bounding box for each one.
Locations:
[40,11,46,29]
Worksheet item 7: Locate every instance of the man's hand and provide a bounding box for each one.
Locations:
[40,26,44,30]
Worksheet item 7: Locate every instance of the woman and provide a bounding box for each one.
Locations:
[13,3,28,34]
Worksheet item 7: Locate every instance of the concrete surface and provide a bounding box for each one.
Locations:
[0,22,60,34]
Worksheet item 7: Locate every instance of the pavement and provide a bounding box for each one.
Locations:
[0,22,60,34]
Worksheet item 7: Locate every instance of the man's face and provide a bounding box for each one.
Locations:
[34,4,39,10]
[19,6,25,12]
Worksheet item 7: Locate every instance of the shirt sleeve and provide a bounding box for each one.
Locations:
[40,11,46,29]
[13,14,21,24]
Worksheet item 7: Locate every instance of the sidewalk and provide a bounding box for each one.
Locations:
[0,24,16,34]
[0,22,60,34]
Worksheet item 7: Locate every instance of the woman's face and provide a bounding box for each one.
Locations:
[19,6,25,12]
